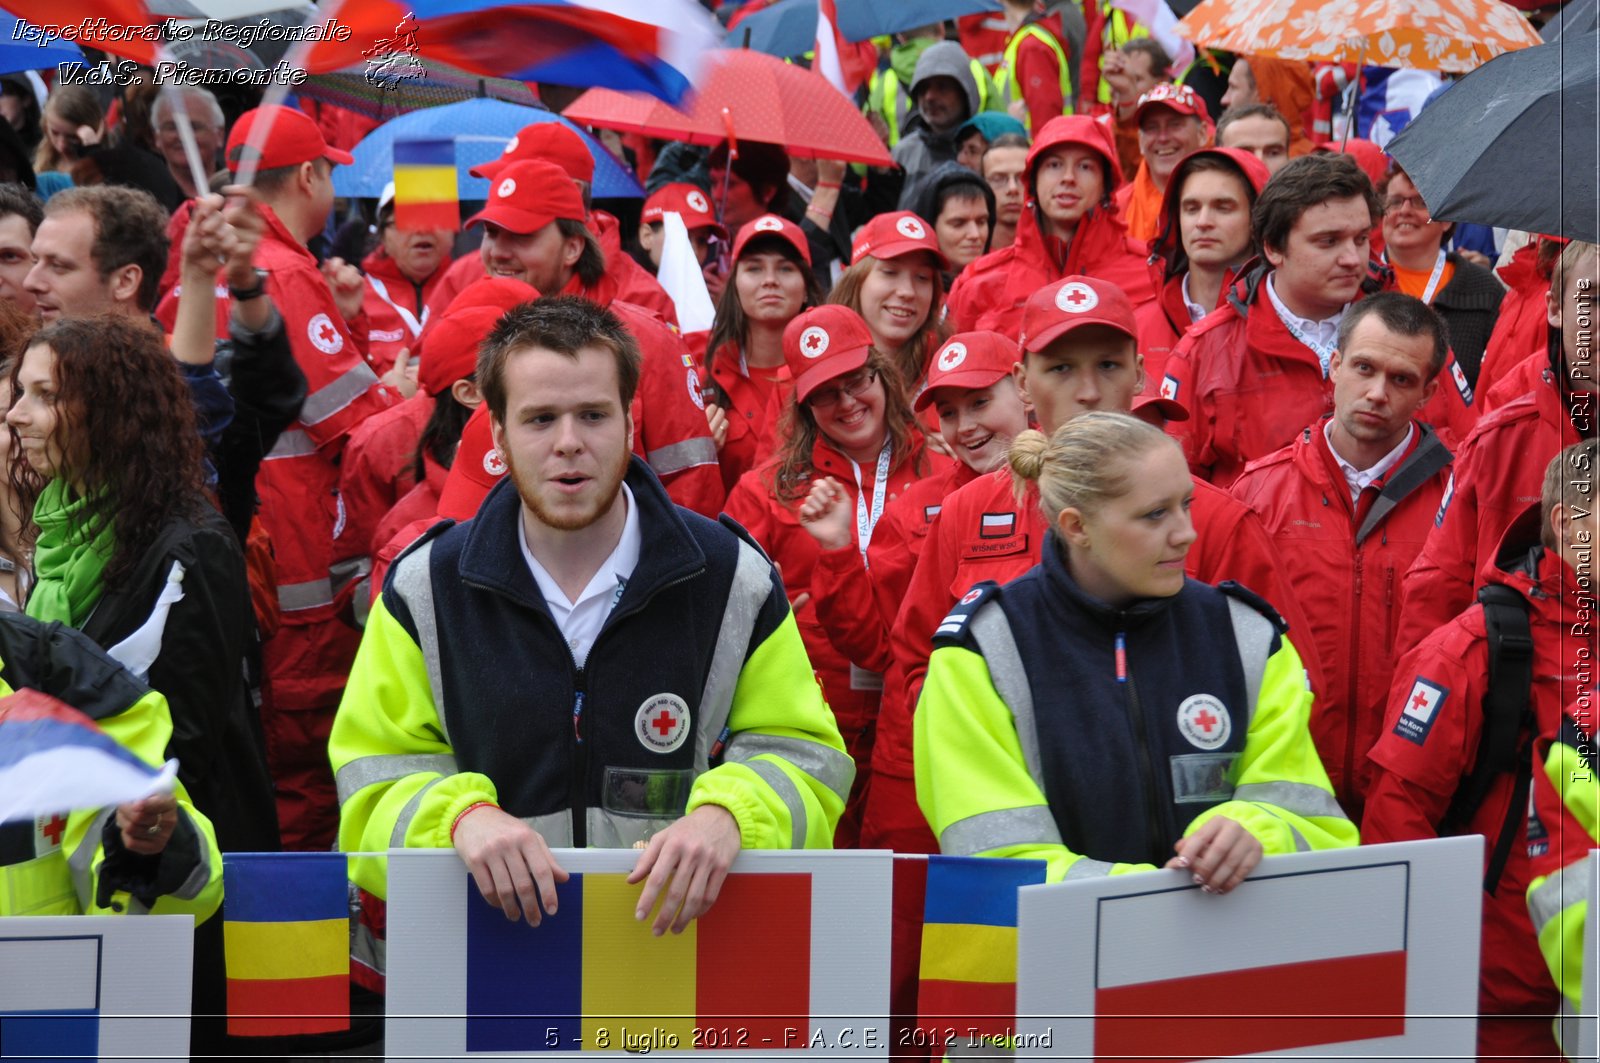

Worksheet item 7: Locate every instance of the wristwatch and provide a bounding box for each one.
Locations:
[228,268,269,301]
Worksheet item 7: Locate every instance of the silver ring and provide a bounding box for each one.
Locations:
[145,820,162,837]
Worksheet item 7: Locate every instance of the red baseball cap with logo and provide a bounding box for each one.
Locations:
[464,159,587,235]
[642,182,727,237]
[783,304,876,403]
[471,121,595,184]
[731,214,811,265]
[226,105,353,173]
[1134,82,1212,127]
[914,331,1020,411]
[417,306,503,398]
[850,210,949,269]
[1020,275,1140,354]
[436,405,507,521]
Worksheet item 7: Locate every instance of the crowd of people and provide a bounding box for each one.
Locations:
[0,1,1594,1059]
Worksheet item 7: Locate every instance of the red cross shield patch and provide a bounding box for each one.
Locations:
[1177,693,1231,750]
[636,693,691,754]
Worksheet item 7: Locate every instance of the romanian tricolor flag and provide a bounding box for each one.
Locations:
[223,853,351,1037]
[393,139,459,233]
[465,872,811,1052]
[917,856,1046,1049]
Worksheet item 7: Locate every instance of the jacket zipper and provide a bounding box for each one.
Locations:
[570,668,588,848]
[1117,631,1167,861]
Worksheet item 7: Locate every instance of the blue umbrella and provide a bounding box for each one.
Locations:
[332,98,643,200]
[0,15,82,76]
[726,0,1002,56]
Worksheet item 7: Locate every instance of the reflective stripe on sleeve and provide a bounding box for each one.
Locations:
[1232,781,1350,822]
[336,753,460,806]
[646,437,719,476]
[1225,596,1276,726]
[388,540,450,746]
[723,732,855,804]
[67,807,115,909]
[1063,856,1116,880]
[278,577,334,612]
[694,540,773,772]
[264,428,316,460]
[938,805,1063,857]
[169,810,213,901]
[301,363,382,427]
[968,604,1048,793]
[742,760,809,849]
[1528,855,1595,936]
[390,777,444,848]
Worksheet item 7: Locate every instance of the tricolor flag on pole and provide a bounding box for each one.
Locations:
[393,138,460,232]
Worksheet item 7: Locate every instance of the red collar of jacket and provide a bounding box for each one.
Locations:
[1017,199,1134,279]
[561,267,620,308]
[361,248,449,303]
[1305,413,1426,521]
[256,203,315,266]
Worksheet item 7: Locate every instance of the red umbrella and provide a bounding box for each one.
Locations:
[565,48,891,166]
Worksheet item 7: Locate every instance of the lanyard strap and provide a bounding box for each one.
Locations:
[365,274,428,337]
[1279,312,1339,376]
[1420,249,1447,305]
[851,441,893,564]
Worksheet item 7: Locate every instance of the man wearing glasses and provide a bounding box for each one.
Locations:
[151,86,223,201]
[980,133,1029,251]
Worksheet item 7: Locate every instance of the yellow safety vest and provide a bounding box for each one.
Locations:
[1095,3,1149,105]
[869,59,996,148]
[996,23,1074,127]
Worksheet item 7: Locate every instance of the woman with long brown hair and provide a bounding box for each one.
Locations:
[722,304,941,844]
[827,210,949,401]
[702,214,824,493]
[34,84,103,177]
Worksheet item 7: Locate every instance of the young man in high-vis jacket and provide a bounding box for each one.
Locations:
[330,295,851,935]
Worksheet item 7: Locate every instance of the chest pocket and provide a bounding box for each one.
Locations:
[1170,751,1240,804]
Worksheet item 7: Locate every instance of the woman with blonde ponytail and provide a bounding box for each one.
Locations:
[915,411,1355,897]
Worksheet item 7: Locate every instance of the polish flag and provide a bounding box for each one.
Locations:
[1093,863,1409,1060]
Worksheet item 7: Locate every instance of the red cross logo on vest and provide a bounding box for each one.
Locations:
[636,693,691,753]
[1055,281,1099,314]
[39,813,67,849]
[800,326,830,359]
[1177,693,1231,750]
[307,312,345,354]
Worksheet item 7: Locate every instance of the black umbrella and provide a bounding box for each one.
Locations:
[1387,31,1599,243]
[1542,0,1594,41]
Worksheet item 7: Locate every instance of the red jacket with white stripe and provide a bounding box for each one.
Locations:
[359,249,449,377]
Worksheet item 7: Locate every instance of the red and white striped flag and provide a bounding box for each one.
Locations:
[814,0,874,97]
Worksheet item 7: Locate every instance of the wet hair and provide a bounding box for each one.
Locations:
[1542,438,1598,551]
[478,294,641,421]
[1215,103,1291,147]
[43,185,170,312]
[1252,153,1380,258]
[1008,411,1178,524]
[983,132,1031,161]
[827,254,949,395]
[0,182,42,235]
[556,217,607,288]
[1336,291,1449,381]
[9,315,209,592]
[769,348,926,505]
[35,84,102,174]
[704,233,825,409]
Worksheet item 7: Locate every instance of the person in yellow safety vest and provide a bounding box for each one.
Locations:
[996,0,1075,136]
[915,412,1356,887]
[0,623,223,919]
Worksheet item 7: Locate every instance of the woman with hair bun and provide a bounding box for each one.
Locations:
[915,411,1355,890]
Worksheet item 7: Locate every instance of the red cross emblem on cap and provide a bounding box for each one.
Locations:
[497,177,516,198]
[800,326,830,358]
[897,216,926,240]
[936,342,968,372]
[686,190,709,214]
[483,448,507,476]
[1055,281,1099,313]
[754,215,783,232]
[504,135,519,154]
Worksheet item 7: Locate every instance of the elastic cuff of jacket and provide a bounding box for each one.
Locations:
[687,791,754,849]
[438,790,498,849]
[814,545,861,572]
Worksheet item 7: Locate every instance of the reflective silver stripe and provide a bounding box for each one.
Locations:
[694,540,773,773]
[1233,781,1350,822]
[938,806,1062,857]
[745,760,808,849]
[336,753,460,806]
[968,603,1046,792]
[646,437,719,476]
[390,540,449,745]
[264,427,316,460]
[1527,856,1594,936]
[301,363,382,427]
[1064,856,1116,880]
[352,921,386,978]
[170,810,212,900]
[520,810,573,847]
[331,556,372,594]
[351,578,372,628]
[278,577,334,612]
[724,732,855,803]
[586,809,679,849]
[390,777,444,848]
[1225,596,1276,726]
[67,808,115,909]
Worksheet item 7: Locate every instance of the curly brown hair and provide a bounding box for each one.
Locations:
[9,315,210,591]
[768,349,927,505]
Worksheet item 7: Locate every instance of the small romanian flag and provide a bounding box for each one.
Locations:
[393,138,459,232]
[466,872,812,1052]
[917,855,1046,1049]
[222,852,351,1037]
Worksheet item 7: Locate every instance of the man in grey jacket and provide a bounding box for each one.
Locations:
[891,41,996,186]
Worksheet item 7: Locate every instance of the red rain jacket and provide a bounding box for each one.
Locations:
[359,249,449,377]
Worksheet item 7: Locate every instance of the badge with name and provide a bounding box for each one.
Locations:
[1177,693,1231,750]
[636,693,691,754]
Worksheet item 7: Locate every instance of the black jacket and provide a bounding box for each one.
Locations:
[1432,251,1506,390]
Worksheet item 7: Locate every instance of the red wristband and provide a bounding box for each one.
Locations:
[815,180,842,190]
[450,801,498,841]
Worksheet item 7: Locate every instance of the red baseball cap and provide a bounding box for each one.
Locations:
[418,306,502,398]
[731,214,811,265]
[436,405,507,521]
[1020,276,1139,354]
[471,121,595,184]
[914,331,1019,411]
[850,210,949,269]
[642,182,727,237]
[226,105,353,173]
[783,304,876,403]
[442,275,540,315]
[464,159,587,235]
[1131,392,1190,423]
[1134,82,1212,126]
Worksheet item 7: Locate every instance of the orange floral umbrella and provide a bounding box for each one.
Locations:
[1176,0,1544,72]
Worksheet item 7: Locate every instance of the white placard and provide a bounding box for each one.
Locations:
[386,848,892,1059]
[1015,837,1483,1060]
[0,915,193,1063]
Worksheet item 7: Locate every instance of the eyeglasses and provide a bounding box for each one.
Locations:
[805,367,877,409]
[1384,194,1429,214]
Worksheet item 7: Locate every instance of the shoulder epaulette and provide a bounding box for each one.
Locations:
[932,581,1002,647]
[1217,580,1288,635]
